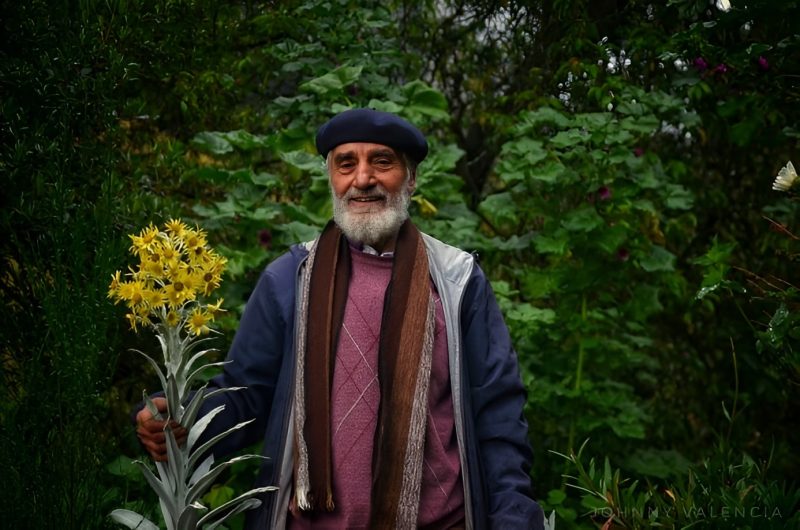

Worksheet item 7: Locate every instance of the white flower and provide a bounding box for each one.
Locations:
[772,161,798,192]
[716,0,731,12]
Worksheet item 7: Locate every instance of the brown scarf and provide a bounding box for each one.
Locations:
[292,220,435,528]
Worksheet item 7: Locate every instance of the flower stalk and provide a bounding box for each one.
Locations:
[107,219,274,530]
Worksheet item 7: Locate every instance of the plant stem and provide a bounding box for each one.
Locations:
[726,337,739,442]
[567,294,588,454]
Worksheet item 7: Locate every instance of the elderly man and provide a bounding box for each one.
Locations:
[136,108,544,529]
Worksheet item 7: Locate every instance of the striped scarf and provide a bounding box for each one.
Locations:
[292,219,435,529]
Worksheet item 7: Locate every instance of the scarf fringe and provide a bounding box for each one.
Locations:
[293,239,320,512]
[395,295,436,528]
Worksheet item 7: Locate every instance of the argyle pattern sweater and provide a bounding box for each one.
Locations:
[288,247,464,529]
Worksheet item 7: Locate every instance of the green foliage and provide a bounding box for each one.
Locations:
[551,439,800,529]
[0,1,146,527]
[4,0,800,528]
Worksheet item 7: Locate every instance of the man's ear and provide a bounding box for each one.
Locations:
[407,170,417,194]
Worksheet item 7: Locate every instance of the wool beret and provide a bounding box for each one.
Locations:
[315,108,428,164]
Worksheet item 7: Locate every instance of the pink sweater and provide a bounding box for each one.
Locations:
[289,248,464,529]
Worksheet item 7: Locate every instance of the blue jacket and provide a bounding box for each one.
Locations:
[200,233,544,529]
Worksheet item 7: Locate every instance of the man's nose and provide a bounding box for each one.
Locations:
[353,161,375,189]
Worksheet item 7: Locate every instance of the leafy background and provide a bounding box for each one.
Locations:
[2,0,798,528]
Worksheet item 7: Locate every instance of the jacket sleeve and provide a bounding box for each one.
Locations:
[461,265,544,530]
[198,250,298,457]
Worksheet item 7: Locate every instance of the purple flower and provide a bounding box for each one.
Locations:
[757,56,769,71]
[597,186,612,201]
[617,248,630,262]
[633,147,644,157]
[712,63,729,74]
[258,229,273,249]
[693,57,709,72]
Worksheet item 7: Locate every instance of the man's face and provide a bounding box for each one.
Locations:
[328,142,415,250]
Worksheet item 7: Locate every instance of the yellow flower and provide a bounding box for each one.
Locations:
[164,280,193,308]
[157,237,181,262]
[165,310,181,327]
[140,251,165,279]
[182,227,207,252]
[188,244,208,264]
[117,280,147,308]
[129,223,160,255]
[172,266,199,295]
[108,270,122,299]
[206,298,225,319]
[135,304,152,321]
[165,218,188,237]
[148,239,182,280]
[188,308,212,336]
[197,257,225,296]
[113,219,225,336]
[142,288,166,309]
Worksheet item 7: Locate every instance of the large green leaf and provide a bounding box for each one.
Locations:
[191,132,234,155]
[561,206,604,232]
[549,129,589,149]
[477,192,519,230]
[299,65,363,95]
[516,107,572,131]
[534,231,570,255]
[402,80,449,120]
[638,245,676,272]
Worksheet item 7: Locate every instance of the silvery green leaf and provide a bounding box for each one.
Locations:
[181,335,217,358]
[180,385,207,430]
[132,349,168,392]
[188,453,214,489]
[202,498,261,530]
[156,333,170,365]
[179,348,217,378]
[186,454,267,505]
[176,501,207,530]
[544,510,557,530]
[109,508,159,530]
[188,418,255,470]
[134,459,178,516]
[143,391,164,422]
[160,498,176,530]
[186,404,225,454]
[182,386,245,430]
[197,487,276,528]
[185,361,230,391]
[155,460,177,499]
[164,425,184,488]
[167,374,182,421]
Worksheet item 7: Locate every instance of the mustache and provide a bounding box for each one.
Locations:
[342,186,387,200]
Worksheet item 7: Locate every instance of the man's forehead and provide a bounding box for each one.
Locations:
[331,142,401,158]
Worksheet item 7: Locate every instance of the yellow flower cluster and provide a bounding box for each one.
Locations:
[108,219,226,335]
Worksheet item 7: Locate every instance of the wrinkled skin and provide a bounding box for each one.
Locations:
[135,397,188,462]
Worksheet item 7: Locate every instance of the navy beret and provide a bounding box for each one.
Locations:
[315,108,428,164]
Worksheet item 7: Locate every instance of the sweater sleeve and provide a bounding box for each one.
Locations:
[461,265,544,530]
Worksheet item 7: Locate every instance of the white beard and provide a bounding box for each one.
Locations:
[331,182,411,248]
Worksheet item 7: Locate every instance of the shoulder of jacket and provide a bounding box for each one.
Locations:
[262,243,311,279]
[421,232,475,286]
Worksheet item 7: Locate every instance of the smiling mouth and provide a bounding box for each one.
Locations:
[348,195,385,209]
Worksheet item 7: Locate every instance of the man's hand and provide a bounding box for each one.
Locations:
[135,397,188,462]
